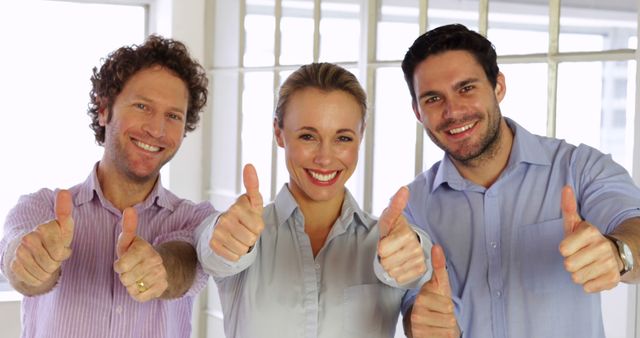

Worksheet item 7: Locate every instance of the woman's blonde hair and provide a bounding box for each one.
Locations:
[275,63,367,129]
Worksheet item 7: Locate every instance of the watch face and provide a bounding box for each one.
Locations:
[622,242,634,268]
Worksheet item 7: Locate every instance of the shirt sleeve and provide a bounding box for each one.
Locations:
[572,144,640,233]
[373,225,433,289]
[195,212,259,280]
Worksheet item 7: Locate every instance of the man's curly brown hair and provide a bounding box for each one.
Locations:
[88,34,208,144]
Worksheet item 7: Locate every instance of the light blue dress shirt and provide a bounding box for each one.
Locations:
[404,118,640,338]
[197,185,432,338]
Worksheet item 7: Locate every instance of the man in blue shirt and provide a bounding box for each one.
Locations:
[400,23,640,338]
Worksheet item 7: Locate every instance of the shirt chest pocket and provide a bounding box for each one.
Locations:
[342,283,402,337]
[517,218,570,293]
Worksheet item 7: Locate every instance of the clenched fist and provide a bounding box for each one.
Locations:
[10,190,74,290]
[209,164,265,261]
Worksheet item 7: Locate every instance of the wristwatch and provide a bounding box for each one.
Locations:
[605,235,634,276]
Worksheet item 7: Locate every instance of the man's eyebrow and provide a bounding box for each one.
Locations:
[417,77,481,101]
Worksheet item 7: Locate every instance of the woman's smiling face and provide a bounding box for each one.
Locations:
[275,87,363,205]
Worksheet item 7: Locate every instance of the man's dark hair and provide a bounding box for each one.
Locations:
[88,34,208,144]
[401,24,499,105]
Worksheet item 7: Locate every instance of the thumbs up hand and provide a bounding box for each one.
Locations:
[10,190,75,288]
[410,245,460,338]
[558,185,621,292]
[377,187,427,285]
[209,164,265,261]
[114,208,168,302]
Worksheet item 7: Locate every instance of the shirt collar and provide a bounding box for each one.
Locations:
[75,162,173,212]
[273,184,372,231]
[432,117,552,192]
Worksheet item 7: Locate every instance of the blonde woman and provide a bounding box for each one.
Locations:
[197,63,432,338]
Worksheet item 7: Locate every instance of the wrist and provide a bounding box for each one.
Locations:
[604,234,634,276]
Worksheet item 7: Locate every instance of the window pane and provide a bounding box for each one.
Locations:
[557,62,602,148]
[557,61,634,169]
[281,0,314,65]
[423,133,445,172]
[242,72,275,199]
[373,68,417,215]
[499,63,548,136]
[377,0,419,61]
[560,1,637,53]
[319,1,360,62]
[488,1,549,56]
[245,0,276,66]
[428,0,479,31]
[0,0,145,287]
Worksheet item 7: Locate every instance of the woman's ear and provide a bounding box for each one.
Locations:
[274,118,285,147]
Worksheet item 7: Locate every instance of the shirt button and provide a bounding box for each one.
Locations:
[315,263,320,270]
[496,291,502,297]
[491,242,497,249]
[115,306,123,314]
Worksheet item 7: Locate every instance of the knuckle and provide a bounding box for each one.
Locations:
[42,260,58,274]
[445,331,458,338]
[9,259,21,273]
[563,259,573,272]
[608,272,620,284]
[247,234,258,246]
[585,225,598,236]
[571,273,581,284]
[211,242,224,256]
[149,254,163,266]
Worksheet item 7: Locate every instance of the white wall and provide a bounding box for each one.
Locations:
[0,1,212,337]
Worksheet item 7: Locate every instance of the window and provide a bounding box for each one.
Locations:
[209,1,639,337]
[0,0,146,290]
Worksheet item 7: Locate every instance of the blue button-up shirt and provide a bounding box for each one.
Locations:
[197,185,432,338]
[404,118,640,338]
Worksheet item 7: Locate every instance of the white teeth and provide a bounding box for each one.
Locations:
[133,140,160,152]
[449,123,474,135]
[309,170,337,182]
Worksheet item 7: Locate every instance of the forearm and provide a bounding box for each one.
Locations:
[3,237,60,296]
[609,217,640,283]
[155,241,197,299]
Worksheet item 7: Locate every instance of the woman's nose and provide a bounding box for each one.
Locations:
[313,143,333,166]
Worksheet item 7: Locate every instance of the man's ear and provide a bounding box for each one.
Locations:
[274,118,284,147]
[97,97,109,126]
[412,102,423,124]
[495,72,506,103]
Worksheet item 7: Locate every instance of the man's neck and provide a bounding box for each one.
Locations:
[451,119,514,189]
[96,161,158,211]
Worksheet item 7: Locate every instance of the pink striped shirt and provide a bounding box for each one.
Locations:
[0,164,215,338]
